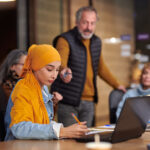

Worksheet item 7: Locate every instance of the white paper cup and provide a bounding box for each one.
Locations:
[86,142,112,150]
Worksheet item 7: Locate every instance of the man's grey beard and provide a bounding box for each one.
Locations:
[78,28,93,39]
[80,32,93,39]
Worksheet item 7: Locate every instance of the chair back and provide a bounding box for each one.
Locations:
[0,111,6,141]
[109,89,124,123]
[0,85,7,141]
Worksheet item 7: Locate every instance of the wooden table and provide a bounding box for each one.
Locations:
[0,132,150,150]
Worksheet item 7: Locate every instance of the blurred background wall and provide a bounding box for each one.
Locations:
[0,0,149,125]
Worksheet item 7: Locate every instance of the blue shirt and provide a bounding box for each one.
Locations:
[116,84,150,119]
[4,86,62,140]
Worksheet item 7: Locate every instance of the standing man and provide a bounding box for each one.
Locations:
[51,6,126,127]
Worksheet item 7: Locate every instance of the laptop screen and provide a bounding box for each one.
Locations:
[112,96,150,143]
[76,96,150,143]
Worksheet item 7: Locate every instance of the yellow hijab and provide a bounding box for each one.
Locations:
[21,44,61,77]
[10,44,61,127]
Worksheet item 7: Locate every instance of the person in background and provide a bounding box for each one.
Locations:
[0,49,27,104]
[0,49,27,141]
[51,6,126,127]
[116,62,150,119]
[5,44,88,141]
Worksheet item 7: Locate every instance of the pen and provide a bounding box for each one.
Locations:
[63,72,72,78]
[105,125,111,127]
[71,113,81,125]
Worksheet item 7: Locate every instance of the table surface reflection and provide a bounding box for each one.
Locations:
[0,132,150,150]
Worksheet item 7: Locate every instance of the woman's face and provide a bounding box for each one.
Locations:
[33,61,61,87]
[11,55,27,76]
[141,68,150,89]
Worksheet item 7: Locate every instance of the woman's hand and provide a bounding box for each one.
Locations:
[52,92,63,106]
[59,121,89,138]
[60,67,72,83]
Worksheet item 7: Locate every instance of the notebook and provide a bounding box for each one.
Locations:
[76,96,150,143]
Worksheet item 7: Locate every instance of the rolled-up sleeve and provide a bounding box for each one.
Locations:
[51,121,63,138]
[11,121,63,140]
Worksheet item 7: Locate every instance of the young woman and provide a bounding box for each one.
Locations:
[116,63,150,118]
[5,44,88,140]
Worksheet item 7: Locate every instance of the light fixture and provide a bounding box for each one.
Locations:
[103,37,121,44]
[0,0,16,2]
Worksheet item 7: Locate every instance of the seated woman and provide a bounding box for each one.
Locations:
[0,49,27,108]
[116,62,150,119]
[0,50,27,141]
[5,44,88,140]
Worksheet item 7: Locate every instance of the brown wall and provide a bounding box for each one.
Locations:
[36,0,61,44]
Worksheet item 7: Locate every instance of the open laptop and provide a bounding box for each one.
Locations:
[76,96,150,143]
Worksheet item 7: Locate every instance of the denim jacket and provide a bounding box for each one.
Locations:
[4,85,62,140]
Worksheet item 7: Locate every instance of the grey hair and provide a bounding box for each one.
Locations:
[0,49,27,84]
[76,6,99,23]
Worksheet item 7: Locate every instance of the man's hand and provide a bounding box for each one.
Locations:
[117,85,127,92]
[60,67,72,83]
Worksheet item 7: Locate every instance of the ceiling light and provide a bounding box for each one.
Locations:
[0,0,16,2]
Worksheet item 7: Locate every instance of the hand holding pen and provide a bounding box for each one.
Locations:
[60,67,72,83]
[59,114,88,138]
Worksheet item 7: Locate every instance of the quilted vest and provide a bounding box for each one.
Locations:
[51,27,101,106]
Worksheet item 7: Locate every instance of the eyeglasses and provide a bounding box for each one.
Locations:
[15,63,24,66]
